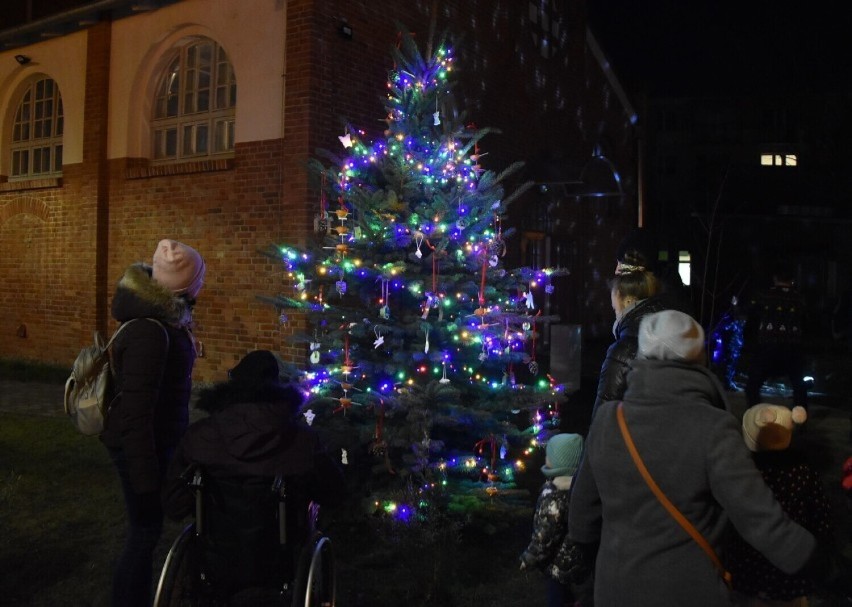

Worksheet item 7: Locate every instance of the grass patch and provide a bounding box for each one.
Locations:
[0,358,67,384]
[1,411,546,606]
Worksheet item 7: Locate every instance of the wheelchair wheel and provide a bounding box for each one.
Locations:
[292,532,336,607]
[154,523,199,607]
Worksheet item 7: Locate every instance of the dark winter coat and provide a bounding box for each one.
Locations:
[591,296,669,418]
[568,359,817,607]
[520,477,591,587]
[727,448,833,600]
[100,263,198,494]
[161,380,345,522]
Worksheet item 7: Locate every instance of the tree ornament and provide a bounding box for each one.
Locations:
[373,328,385,349]
[335,279,347,296]
[439,361,451,384]
[338,131,352,148]
[303,409,316,426]
[279,312,288,324]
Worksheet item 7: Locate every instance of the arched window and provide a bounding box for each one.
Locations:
[152,38,236,162]
[9,77,63,179]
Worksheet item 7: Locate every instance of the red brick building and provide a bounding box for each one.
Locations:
[0,0,638,382]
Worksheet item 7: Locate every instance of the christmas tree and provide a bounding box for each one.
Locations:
[263,30,568,520]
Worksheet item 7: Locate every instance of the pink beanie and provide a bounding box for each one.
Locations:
[151,239,206,298]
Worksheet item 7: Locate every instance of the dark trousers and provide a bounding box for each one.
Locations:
[109,447,167,607]
[745,343,808,408]
[547,577,574,607]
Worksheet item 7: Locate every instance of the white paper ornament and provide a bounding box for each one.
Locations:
[309,350,320,364]
[303,409,316,426]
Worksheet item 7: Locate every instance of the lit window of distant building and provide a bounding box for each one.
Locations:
[151,38,236,162]
[678,250,691,286]
[760,153,797,167]
[9,77,63,180]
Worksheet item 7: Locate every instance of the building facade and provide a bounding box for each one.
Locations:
[0,0,638,382]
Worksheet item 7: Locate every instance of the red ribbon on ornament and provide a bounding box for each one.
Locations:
[530,310,542,362]
[475,434,498,473]
[479,258,487,306]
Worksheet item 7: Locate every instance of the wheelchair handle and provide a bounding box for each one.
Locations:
[273,476,287,545]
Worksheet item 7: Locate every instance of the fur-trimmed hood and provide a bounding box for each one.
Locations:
[111,262,194,326]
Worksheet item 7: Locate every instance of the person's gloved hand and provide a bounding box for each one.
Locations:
[797,538,836,590]
[136,491,163,526]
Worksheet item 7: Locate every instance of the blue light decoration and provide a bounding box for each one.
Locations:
[711,307,745,390]
[260,31,571,522]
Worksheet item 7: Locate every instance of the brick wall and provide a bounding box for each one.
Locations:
[0,0,636,382]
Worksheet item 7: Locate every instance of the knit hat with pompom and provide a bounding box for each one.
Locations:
[742,403,807,452]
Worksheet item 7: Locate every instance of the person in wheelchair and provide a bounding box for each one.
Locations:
[161,350,344,603]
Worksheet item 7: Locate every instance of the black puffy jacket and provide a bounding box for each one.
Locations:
[100,263,198,494]
[591,296,669,419]
[162,380,345,521]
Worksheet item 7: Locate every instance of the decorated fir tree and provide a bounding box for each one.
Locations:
[263,30,568,519]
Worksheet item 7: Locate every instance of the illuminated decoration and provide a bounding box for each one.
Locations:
[711,305,745,390]
[260,30,571,521]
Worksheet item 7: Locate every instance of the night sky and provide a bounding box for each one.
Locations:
[586,1,852,96]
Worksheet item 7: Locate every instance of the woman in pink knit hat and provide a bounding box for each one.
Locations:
[101,239,206,607]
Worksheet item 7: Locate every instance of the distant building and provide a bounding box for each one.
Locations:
[0,0,638,381]
[643,92,852,338]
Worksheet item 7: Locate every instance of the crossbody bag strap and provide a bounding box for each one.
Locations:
[616,402,732,588]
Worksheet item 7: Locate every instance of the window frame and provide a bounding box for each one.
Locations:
[8,77,64,181]
[151,38,236,164]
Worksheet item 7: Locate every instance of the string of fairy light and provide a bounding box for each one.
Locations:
[276,44,567,520]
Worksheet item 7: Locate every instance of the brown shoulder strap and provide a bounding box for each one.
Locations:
[616,402,732,588]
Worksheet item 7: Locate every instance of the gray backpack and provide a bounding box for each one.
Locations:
[64,318,166,436]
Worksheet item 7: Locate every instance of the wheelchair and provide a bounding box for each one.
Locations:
[154,466,336,606]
